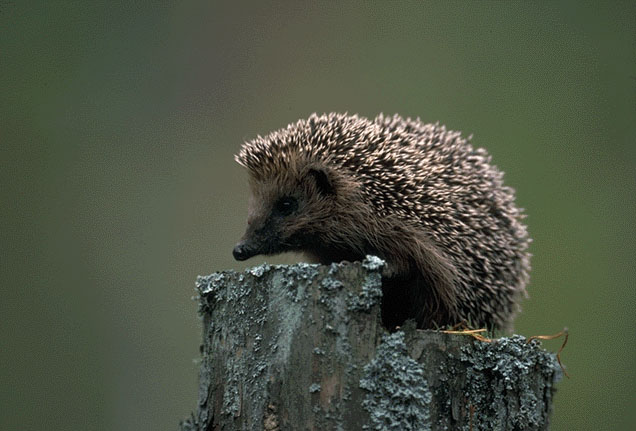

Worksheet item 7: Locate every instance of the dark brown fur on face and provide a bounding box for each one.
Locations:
[233,113,531,331]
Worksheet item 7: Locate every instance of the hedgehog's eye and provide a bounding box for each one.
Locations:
[274,196,298,216]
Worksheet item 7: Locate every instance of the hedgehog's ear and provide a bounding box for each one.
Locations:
[307,168,335,196]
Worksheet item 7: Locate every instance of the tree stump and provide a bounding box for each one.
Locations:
[180,257,561,431]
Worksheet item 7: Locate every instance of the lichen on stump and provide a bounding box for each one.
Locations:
[179,257,561,431]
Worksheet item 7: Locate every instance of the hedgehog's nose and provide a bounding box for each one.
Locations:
[233,242,252,261]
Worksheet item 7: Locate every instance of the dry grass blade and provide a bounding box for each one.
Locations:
[526,327,569,378]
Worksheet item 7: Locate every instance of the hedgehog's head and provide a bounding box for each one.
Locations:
[232,157,358,261]
[232,114,381,263]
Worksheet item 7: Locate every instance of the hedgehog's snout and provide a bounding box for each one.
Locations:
[233,240,256,261]
[233,216,277,261]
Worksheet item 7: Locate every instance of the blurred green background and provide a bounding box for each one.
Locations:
[2,1,634,430]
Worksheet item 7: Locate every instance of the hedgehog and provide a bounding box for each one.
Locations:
[232,113,530,331]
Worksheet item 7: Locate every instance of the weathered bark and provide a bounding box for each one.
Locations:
[180,257,561,431]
